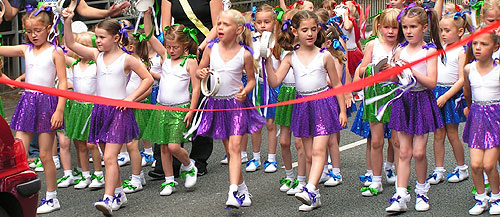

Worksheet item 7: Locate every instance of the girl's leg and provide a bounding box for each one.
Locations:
[366,138,372,171]
[307,135,330,187]
[123,140,144,193]
[167,143,191,166]
[302,137,313,178]
[39,132,57,192]
[246,130,262,172]
[470,148,486,194]
[226,135,244,185]
[16,131,34,157]
[89,143,103,171]
[265,119,278,172]
[168,143,197,187]
[396,131,414,189]
[295,138,306,177]
[484,147,500,194]
[280,126,293,170]
[446,124,466,166]
[387,138,395,164]
[432,128,446,168]
[325,133,342,186]
[102,143,122,196]
[76,140,89,173]
[59,132,72,171]
[161,145,174,177]
[390,130,400,170]
[413,134,429,185]
[369,123,385,177]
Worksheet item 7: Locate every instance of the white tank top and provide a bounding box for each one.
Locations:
[209,43,245,96]
[150,54,162,86]
[399,46,428,89]
[126,71,142,96]
[469,62,500,102]
[24,46,56,88]
[281,51,295,85]
[157,58,191,105]
[437,45,465,84]
[96,53,129,99]
[371,38,393,63]
[341,27,357,50]
[290,51,328,93]
[72,63,97,95]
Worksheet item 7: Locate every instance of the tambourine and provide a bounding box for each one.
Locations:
[0,0,5,19]
[372,57,388,74]
[333,5,348,17]
[56,0,77,16]
[394,60,414,86]
[259,31,272,59]
[201,69,221,97]
[135,0,153,12]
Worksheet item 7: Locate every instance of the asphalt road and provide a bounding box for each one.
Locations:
[1,96,483,217]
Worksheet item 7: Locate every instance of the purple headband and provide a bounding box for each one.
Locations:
[397,2,417,23]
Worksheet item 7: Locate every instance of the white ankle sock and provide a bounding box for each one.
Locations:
[384,162,394,169]
[396,187,408,196]
[82,171,90,178]
[144,148,153,155]
[435,167,445,173]
[372,176,382,184]
[181,161,195,171]
[306,183,317,191]
[46,191,57,200]
[63,170,72,177]
[457,164,468,170]
[238,181,248,192]
[492,193,500,200]
[297,176,306,185]
[94,171,104,176]
[229,184,238,192]
[120,152,129,158]
[332,168,341,175]
[285,169,295,179]
[253,152,260,162]
[114,187,123,194]
[165,176,174,183]
[241,152,247,159]
[366,170,373,175]
[131,175,141,184]
[103,194,113,200]
[267,154,276,162]
[475,192,487,200]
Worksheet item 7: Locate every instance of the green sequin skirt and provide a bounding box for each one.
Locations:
[142,103,190,144]
[134,98,152,139]
[0,96,4,118]
[363,83,396,123]
[65,100,94,140]
[275,85,296,127]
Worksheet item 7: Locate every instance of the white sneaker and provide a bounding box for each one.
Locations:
[426,171,444,185]
[181,167,198,188]
[469,196,489,215]
[245,159,260,172]
[111,192,128,211]
[36,198,60,214]
[29,157,40,169]
[226,190,244,209]
[89,174,105,190]
[57,175,75,188]
[319,171,330,184]
[490,198,500,215]
[384,167,396,185]
[327,155,332,170]
[447,166,469,183]
[241,156,248,164]
[74,176,91,189]
[141,151,155,167]
[160,182,177,196]
[89,154,93,162]
[295,187,319,206]
[117,154,130,167]
[361,182,383,197]
[239,190,252,207]
[122,179,143,194]
[220,155,228,164]
[386,193,410,213]
[287,183,304,195]
[298,192,321,212]
[324,172,342,187]
[415,194,430,211]
[359,173,372,187]
[94,197,113,215]
[263,160,278,173]
[280,178,296,192]
[152,160,156,168]
[34,158,44,172]
[54,158,61,170]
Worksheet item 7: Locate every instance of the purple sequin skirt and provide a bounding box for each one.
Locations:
[10,91,60,133]
[291,93,343,138]
[88,104,139,144]
[463,103,500,149]
[196,96,265,140]
[388,89,443,135]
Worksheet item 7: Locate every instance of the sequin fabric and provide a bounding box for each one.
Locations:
[142,103,190,144]
[65,100,94,141]
[148,86,159,105]
[388,89,443,135]
[0,96,4,118]
[291,93,343,138]
[463,103,500,149]
[275,85,296,127]
[196,97,265,140]
[433,86,466,125]
[88,104,139,144]
[258,82,280,119]
[351,102,391,138]
[10,91,60,133]
[363,83,397,123]
[134,98,152,139]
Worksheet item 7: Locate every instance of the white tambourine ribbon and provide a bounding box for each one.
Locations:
[201,69,221,97]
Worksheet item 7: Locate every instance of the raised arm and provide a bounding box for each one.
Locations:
[62,9,98,61]
[75,0,130,19]
[144,7,166,60]
[199,0,223,51]
[124,56,154,102]
[265,53,292,88]
[161,0,172,30]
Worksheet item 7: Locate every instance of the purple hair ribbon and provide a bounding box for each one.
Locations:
[239,41,254,55]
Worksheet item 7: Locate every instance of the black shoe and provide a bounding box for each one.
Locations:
[197,168,207,176]
[148,170,164,180]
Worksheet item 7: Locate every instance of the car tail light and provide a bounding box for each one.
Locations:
[0,118,29,178]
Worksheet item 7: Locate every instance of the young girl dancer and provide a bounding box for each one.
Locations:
[274,9,307,195]
[463,28,500,216]
[196,9,265,208]
[357,8,404,196]
[64,32,105,190]
[386,6,443,213]
[266,10,347,211]
[427,12,471,185]
[3,8,67,214]
[244,4,280,173]
[63,10,153,215]
[143,8,199,196]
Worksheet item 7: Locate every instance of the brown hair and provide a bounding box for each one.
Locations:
[255,4,276,20]
[320,0,337,11]
[22,8,53,44]
[128,29,150,69]
[273,9,299,59]
[96,19,123,43]
[465,27,500,64]
[278,10,326,50]
[164,24,198,55]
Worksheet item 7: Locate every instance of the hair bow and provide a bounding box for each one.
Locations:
[397,2,417,23]
[25,4,35,13]
[340,34,348,42]
[331,39,345,53]
[183,27,199,44]
[399,40,409,47]
[91,34,97,48]
[163,24,180,32]
[368,9,383,20]
[239,41,254,55]
[471,0,484,18]
[33,6,52,16]
[361,35,377,45]
[422,42,437,49]
[207,38,220,49]
[318,22,328,30]
[454,3,461,12]
[119,24,134,39]
[274,7,284,22]
[244,22,256,32]
[296,0,304,5]
[133,28,154,43]
[179,54,197,66]
[454,11,471,20]
[328,16,343,31]
[252,6,257,21]
[282,19,292,32]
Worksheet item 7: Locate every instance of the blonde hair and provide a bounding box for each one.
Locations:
[75,32,94,48]
[444,2,463,14]
[372,8,404,44]
[441,12,474,35]
[344,1,359,19]
[219,9,256,68]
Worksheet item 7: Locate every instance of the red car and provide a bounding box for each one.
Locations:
[0,117,40,217]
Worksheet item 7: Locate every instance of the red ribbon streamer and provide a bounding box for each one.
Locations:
[1,20,500,112]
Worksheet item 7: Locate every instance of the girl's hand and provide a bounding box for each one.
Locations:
[198,68,210,79]
[338,112,347,128]
[436,95,448,108]
[144,6,153,15]
[344,92,353,108]
[235,87,247,102]
[464,107,470,118]
[62,8,75,20]
[108,1,131,17]
[50,110,64,129]
[184,111,195,127]
[116,96,134,110]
